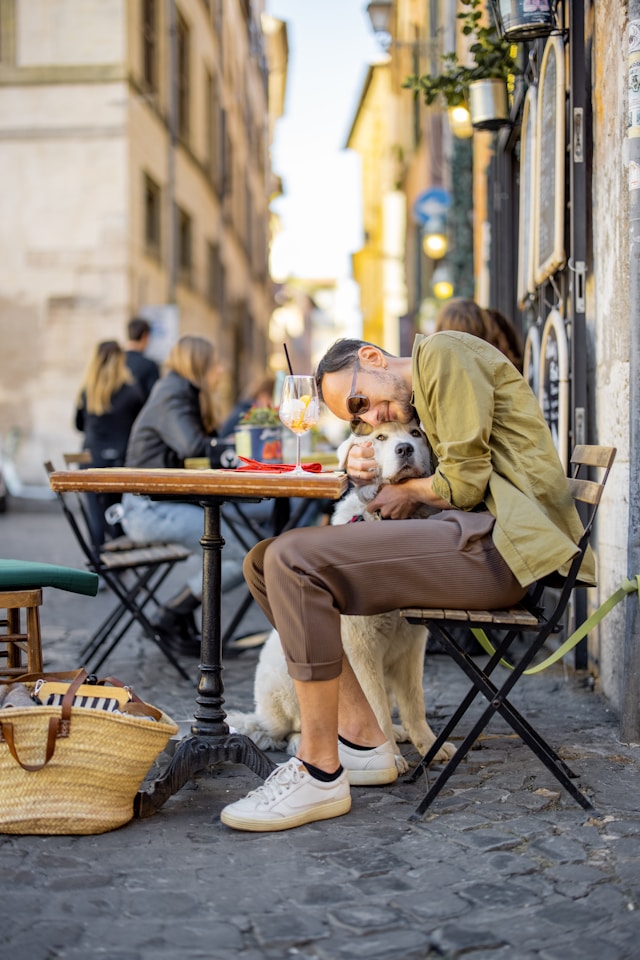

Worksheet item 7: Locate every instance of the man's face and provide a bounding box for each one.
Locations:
[321,361,414,429]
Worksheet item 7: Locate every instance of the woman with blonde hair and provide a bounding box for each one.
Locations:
[121,335,245,654]
[75,339,145,547]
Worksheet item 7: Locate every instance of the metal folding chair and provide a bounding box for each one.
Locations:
[44,460,192,680]
[401,444,616,818]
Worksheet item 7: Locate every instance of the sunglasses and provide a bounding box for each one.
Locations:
[347,357,373,435]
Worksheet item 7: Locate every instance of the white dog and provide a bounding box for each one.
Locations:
[227,421,455,773]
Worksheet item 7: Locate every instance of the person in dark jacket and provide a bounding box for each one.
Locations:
[121,335,245,653]
[125,317,160,400]
[75,340,145,548]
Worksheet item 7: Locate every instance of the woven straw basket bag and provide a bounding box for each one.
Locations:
[0,671,178,835]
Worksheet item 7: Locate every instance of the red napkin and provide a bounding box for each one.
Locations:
[235,457,323,474]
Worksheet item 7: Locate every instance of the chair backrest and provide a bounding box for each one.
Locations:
[43,460,101,567]
[63,451,92,468]
[566,444,616,557]
[60,451,101,547]
[537,444,616,633]
[568,444,616,516]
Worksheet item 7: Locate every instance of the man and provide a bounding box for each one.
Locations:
[220,332,595,832]
[125,317,160,400]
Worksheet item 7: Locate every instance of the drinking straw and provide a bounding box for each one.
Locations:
[283,343,294,376]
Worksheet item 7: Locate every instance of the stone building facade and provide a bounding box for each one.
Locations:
[0,0,279,479]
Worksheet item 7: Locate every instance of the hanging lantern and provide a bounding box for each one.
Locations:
[490,0,557,43]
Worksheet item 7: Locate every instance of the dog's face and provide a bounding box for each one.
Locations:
[337,420,431,487]
[366,422,431,484]
[333,421,433,526]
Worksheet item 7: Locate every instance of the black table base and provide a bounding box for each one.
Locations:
[135,732,276,817]
[134,497,277,817]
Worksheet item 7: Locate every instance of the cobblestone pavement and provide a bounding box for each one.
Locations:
[1,499,640,959]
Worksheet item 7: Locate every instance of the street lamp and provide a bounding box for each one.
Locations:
[422,220,448,260]
[448,104,474,139]
[366,0,435,54]
[432,263,454,300]
[366,0,392,49]
[414,188,451,261]
[366,0,392,36]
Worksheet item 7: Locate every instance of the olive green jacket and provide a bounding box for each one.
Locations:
[411,332,596,588]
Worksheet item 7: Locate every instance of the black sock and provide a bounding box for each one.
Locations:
[301,759,343,782]
[338,734,372,751]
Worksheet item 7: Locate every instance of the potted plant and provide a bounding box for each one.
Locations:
[234,406,283,464]
[404,0,517,131]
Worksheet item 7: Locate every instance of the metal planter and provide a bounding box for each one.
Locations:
[469,79,510,131]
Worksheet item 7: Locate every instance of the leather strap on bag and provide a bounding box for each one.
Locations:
[0,668,162,771]
[0,668,89,772]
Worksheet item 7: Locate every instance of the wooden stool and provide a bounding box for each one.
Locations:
[0,560,99,681]
[0,588,43,677]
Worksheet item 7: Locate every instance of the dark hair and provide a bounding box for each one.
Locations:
[435,298,524,372]
[128,317,151,342]
[315,338,392,403]
[96,339,122,365]
[486,308,524,372]
[435,299,487,339]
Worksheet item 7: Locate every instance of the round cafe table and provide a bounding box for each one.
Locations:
[48,466,348,815]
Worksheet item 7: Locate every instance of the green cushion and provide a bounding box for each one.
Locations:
[0,559,99,597]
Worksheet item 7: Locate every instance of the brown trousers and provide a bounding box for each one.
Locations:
[242,509,527,682]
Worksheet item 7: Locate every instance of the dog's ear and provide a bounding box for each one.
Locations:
[336,434,356,470]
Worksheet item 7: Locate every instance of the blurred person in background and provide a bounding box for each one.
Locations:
[75,340,145,548]
[218,374,276,439]
[486,308,524,373]
[125,317,160,400]
[435,299,523,372]
[121,335,246,655]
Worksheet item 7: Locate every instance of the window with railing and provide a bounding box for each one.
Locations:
[142,0,157,92]
[0,0,16,65]
[177,13,190,141]
[143,173,162,258]
[207,242,225,312]
[177,206,192,284]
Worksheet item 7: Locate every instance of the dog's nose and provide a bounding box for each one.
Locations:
[395,443,415,459]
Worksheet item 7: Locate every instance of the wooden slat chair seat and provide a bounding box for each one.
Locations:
[44,461,192,681]
[401,444,616,819]
[402,606,541,627]
[0,559,99,679]
[98,543,191,571]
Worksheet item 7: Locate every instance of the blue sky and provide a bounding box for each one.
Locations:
[265,0,383,279]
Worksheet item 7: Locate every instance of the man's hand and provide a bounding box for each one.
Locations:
[367,476,451,518]
[366,480,422,519]
[345,441,379,485]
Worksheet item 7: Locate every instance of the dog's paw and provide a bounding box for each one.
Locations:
[392,722,410,743]
[394,752,410,774]
[225,711,288,752]
[285,732,302,756]
[431,740,456,763]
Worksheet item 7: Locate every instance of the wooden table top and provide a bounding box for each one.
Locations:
[49,467,349,501]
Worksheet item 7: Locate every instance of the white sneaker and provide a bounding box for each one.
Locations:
[338,739,398,786]
[220,757,351,832]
